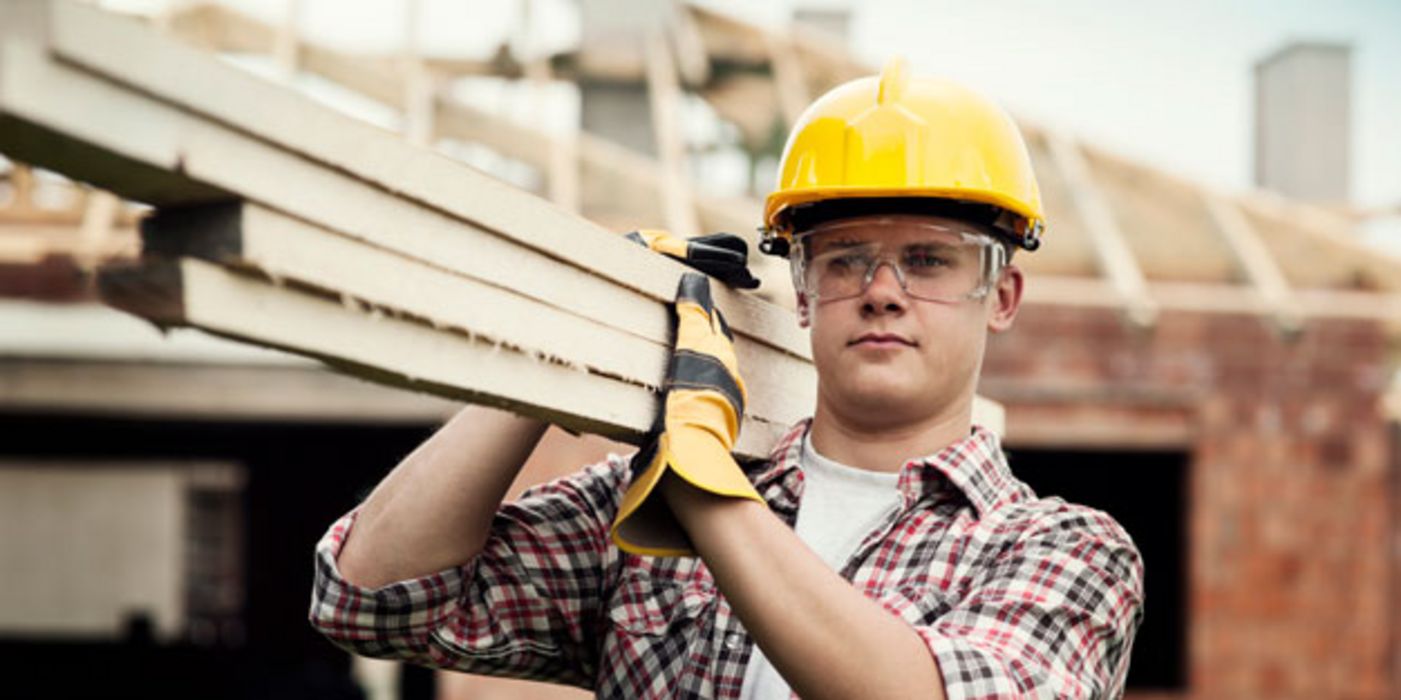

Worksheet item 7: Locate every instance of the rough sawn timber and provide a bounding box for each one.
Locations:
[0,0,1005,456]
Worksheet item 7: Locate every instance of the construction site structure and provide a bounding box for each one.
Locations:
[1,1,1399,698]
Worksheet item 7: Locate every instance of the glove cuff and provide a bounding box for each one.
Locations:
[611,435,763,557]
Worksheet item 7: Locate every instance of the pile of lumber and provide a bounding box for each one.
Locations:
[0,1,999,458]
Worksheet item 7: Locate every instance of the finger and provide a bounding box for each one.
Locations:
[685,246,761,290]
[675,272,715,314]
[630,229,689,259]
[689,233,750,256]
[686,242,747,269]
[716,268,762,290]
[674,273,722,352]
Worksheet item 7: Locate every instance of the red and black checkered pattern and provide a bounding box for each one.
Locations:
[310,421,1144,698]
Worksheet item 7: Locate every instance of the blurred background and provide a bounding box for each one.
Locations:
[2,0,1399,698]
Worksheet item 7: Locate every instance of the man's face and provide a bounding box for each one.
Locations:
[794,214,1024,429]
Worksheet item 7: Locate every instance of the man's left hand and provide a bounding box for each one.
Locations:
[610,272,764,557]
[625,229,762,290]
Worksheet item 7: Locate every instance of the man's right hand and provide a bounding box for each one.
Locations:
[610,272,764,557]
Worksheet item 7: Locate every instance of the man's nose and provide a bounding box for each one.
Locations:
[860,262,908,315]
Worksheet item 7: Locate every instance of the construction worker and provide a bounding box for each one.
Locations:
[310,58,1144,698]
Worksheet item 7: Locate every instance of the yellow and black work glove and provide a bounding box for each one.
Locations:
[625,229,762,290]
[611,272,765,557]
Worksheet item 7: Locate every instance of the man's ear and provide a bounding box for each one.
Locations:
[796,292,811,328]
[987,265,1024,333]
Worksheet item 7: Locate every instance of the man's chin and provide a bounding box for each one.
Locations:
[836,384,925,418]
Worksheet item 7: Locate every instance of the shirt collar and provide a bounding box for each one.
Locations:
[751,418,1025,518]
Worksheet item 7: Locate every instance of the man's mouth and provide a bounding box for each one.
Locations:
[848,332,917,348]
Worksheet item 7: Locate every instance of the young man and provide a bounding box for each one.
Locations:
[310,59,1144,699]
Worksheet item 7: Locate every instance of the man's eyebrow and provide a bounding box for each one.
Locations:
[823,238,868,249]
[902,240,960,251]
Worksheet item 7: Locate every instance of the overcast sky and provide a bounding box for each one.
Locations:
[104,0,1401,210]
[707,0,1401,210]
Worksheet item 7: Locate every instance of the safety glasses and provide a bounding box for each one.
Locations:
[790,218,1007,304]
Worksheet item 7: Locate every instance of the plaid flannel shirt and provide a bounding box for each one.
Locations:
[310,420,1145,698]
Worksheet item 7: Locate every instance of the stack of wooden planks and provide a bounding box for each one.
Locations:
[0,1,1001,458]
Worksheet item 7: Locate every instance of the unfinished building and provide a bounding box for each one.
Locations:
[1,1,1398,698]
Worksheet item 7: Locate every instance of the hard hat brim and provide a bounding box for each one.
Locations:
[765,186,1043,236]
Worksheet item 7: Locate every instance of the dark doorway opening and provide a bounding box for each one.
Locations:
[0,411,438,700]
[1005,446,1188,691]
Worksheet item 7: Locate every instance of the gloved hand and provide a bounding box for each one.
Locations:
[611,272,764,557]
[625,229,762,290]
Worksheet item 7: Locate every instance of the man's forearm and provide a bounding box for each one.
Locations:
[337,405,548,589]
[662,476,947,700]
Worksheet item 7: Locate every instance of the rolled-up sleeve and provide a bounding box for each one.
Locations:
[308,455,630,687]
[918,509,1145,699]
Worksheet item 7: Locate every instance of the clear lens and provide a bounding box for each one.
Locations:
[790,219,1004,303]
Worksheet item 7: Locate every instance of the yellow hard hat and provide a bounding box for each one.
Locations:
[762,57,1045,255]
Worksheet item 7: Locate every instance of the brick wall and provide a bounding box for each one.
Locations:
[985,304,1394,698]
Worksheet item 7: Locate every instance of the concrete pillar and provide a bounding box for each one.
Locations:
[1254,42,1351,203]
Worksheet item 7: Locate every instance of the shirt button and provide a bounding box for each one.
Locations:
[724,632,744,650]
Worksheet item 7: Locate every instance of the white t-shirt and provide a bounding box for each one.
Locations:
[739,432,902,700]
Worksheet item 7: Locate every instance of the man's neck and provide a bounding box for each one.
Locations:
[808,397,973,474]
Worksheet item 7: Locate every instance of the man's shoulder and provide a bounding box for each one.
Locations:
[991,490,1139,554]
[506,451,637,517]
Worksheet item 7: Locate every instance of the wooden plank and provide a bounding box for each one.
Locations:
[156,1,756,261]
[96,256,790,459]
[0,37,827,429]
[32,0,809,359]
[1045,132,1158,328]
[1202,191,1302,333]
[0,3,1006,440]
[141,201,817,441]
[0,36,798,364]
[141,203,665,384]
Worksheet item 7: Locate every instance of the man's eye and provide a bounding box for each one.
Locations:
[825,253,869,272]
[905,252,951,270]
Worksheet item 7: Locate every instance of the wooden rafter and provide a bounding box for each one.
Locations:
[644,29,701,238]
[400,0,434,147]
[1045,132,1158,328]
[158,2,764,247]
[1202,191,1301,333]
[75,189,120,268]
[514,1,580,216]
[1026,276,1401,323]
[669,5,710,87]
[763,32,809,129]
[272,0,299,77]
